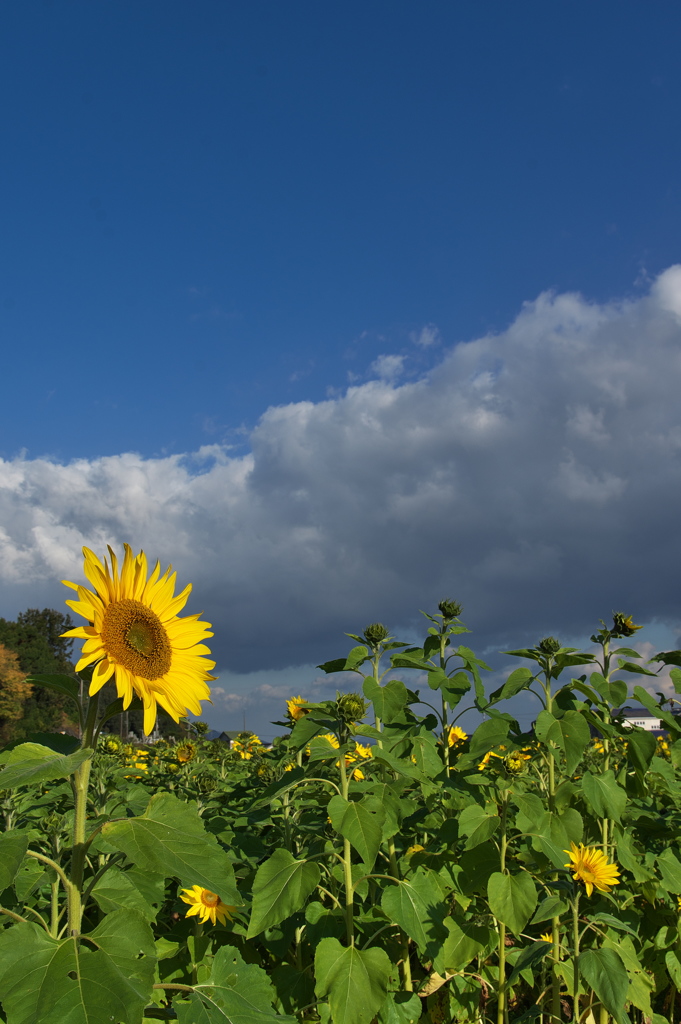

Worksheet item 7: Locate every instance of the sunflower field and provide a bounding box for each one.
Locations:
[1,549,681,1024]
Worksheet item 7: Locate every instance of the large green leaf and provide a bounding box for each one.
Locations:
[381,874,447,957]
[0,909,155,1024]
[581,770,627,823]
[438,918,490,971]
[489,667,534,704]
[102,792,241,904]
[657,849,681,893]
[315,937,392,1024]
[175,945,297,1024]
[23,673,80,705]
[362,677,408,724]
[247,849,320,938]
[0,830,29,890]
[328,795,386,869]
[458,804,499,850]
[0,742,92,789]
[578,948,629,1024]
[469,717,510,756]
[377,991,422,1024]
[536,711,590,774]
[90,865,158,921]
[487,872,537,935]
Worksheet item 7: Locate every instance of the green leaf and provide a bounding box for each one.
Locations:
[23,673,80,705]
[315,937,392,1024]
[578,948,629,1024]
[537,711,590,774]
[508,941,552,985]
[409,734,444,778]
[176,944,296,1024]
[632,686,681,733]
[625,728,657,775]
[531,896,568,923]
[657,849,681,893]
[458,804,499,850]
[0,830,28,891]
[581,770,627,823]
[377,992,422,1024]
[362,678,408,724]
[487,872,537,935]
[489,667,534,704]
[381,876,446,957]
[0,910,155,1024]
[666,950,681,989]
[248,849,320,938]
[0,743,92,789]
[469,717,510,756]
[102,792,241,904]
[335,797,384,869]
[617,660,657,676]
[439,918,489,971]
[91,865,158,921]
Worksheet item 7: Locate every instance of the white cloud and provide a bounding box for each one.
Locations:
[369,354,405,381]
[411,324,441,348]
[2,267,681,692]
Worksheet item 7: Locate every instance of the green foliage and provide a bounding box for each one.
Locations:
[2,599,681,1024]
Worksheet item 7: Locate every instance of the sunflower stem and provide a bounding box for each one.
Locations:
[572,891,581,1021]
[338,753,354,945]
[68,691,99,936]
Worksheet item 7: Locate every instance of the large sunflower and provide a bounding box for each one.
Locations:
[62,545,215,735]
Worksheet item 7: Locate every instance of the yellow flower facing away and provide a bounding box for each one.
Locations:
[286,695,309,722]
[446,726,468,747]
[406,844,426,858]
[180,886,235,926]
[540,932,553,944]
[564,842,621,897]
[504,751,531,775]
[62,545,216,736]
[176,741,197,764]
[231,734,263,760]
[477,750,503,772]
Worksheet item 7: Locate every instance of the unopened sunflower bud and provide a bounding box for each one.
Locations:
[612,612,642,638]
[363,623,389,646]
[504,752,530,775]
[101,735,122,754]
[438,599,463,620]
[336,693,369,722]
[538,637,561,655]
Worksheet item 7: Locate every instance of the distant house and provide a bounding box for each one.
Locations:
[205,730,241,745]
[613,707,664,734]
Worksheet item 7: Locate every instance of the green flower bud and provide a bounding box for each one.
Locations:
[101,735,122,754]
[363,623,389,646]
[438,599,463,620]
[612,612,642,638]
[537,637,561,655]
[336,693,369,722]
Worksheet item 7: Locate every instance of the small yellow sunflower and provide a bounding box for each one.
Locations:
[180,885,234,926]
[231,733,263,759]
[286,695,309,722]
[446,726,468,747]
[540,932,553,943]
[564,842,621,897]
[62,545,215,736]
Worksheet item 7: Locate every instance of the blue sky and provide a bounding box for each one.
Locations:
[1,2,681,736]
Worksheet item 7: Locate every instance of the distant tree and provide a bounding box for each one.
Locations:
[0,608,79,740]
[0,644,33,743]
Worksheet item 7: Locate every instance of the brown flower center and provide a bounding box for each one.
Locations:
[101,598,172,680]
[201,890,220,907]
